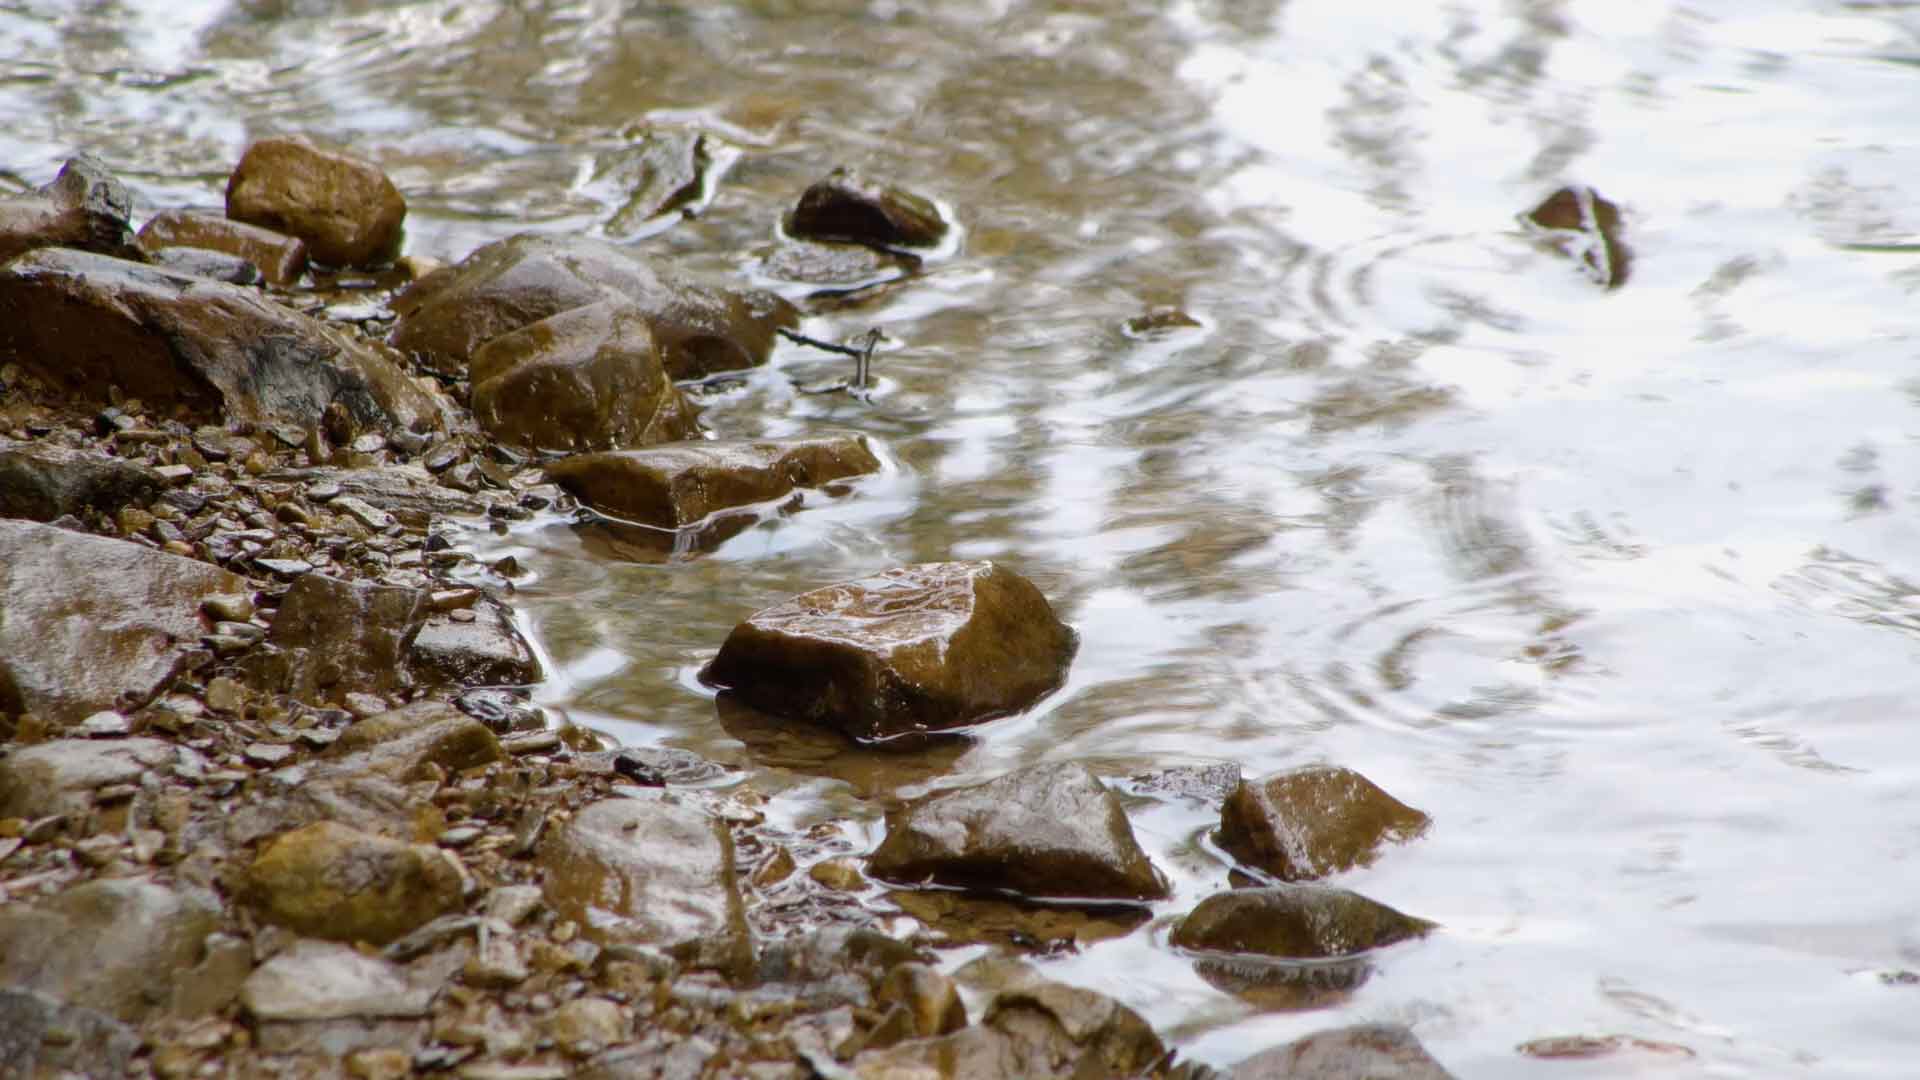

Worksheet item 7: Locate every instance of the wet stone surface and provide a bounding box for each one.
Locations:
[1216,765,1430,882]
[548,433,881,530]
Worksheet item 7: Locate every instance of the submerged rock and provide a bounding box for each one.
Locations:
[0,877,222,1021]
[1231,1023,1457,1079]
[785,167,949,250]
[753,239,919,288]
[0,154,141,264]
[137,208,309,286]
[1216,765,1429,882]
[589,127,711,237]
[547,433,880,529]
[389,232,797,380]
[242,820,466,945]
[257,572,428,703]
[0,737,201,818]
[469,299,699,453]
[0,439,164,522]
[868,761,1168,902]
[0,520,245,724]
[0,248,449,432]
[226,136,406,268]
[1170,884,1435,959]
[1522,185,1630,289]
[705,561,1077,742]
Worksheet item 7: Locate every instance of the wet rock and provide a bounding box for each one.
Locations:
[411,596,543,688]
[323,700,504,781]
[754,239,919,287]
[546,997,629,1057]
[1216,765,1429,882]
[705,561,1077,742]
[0,439,164,522]
[0,520,244,724]
[242,820,466,945]
[1231,1023,1457,1079]
[257,572,429,703]
[145,244,263,284]
[785,167,949,250]
[240,940,435,1055]
[868,761,1168,902]
[756,926,918,987]
[470,299,698,453]
[886,889,1148,952]
[137,208,309,286]
[1125,762,1242,805]
[227,773,429,846]
[0,877,220,1021]
[0,990,142,1078]
[589,128,712,237]
[1170,884,1436,959]
[548,433,881,529]
[1123,307,1202,338]
[389,232,797,379]
[0,248,450,432]
[226,136,406,268]
[0,154,141,263]
[1515,1033,1695,1061]
[263,463,489,521]
[537,792,751,972]
[1521,185,1630,289]
[0,737,200,817]
[876,963,967,1038]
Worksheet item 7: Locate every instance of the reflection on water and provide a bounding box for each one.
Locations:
[13,0,1920,1073]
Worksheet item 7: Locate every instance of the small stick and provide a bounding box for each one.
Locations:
[778,326,884,395]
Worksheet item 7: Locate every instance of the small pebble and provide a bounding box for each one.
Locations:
[78,710,131,738]
[243,742,295,768]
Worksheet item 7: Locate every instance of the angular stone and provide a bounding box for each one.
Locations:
[137,209,309,286]
[0,248,450,433]
[0,520,244,724]
[546,997,629,1057]
[0,737,197,818]
[754,239,918,287]
[323,700,504,781]
[1231,1024,1458,1079]
[785,167,948,250]
[410,598,543,688]
[260,572,429,703]
[0,990,141,1078]
[876,963,966,1038]
[867,762,1167,902]
[0,154,141,264]
[241,939,437,1021]
[0,439,164,522]
[537,793,750,971]
[548,434,881,529]
[0,877,219,1021]
[242,821,466,945]
[706,561,1077,741]
[388,233,796,380]
[146,245,262,285]
[470,299,698,453]
[226,136,406,268]
[1217,765,1429,882]
[1170,885,1436,959]
[226,773,427,846]
[261,464,489,521]
[588,128,710,238]
[1521,185,1629,289]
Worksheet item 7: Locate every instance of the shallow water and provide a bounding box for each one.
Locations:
[12,0,1920,1073]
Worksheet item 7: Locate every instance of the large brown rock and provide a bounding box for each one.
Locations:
[0,737,204,819]
[469,299,698,452]
[705,561,1077,741]
[0,439,165,522]
[0,520,244,724]
[867,762,1168,902]
[225,136,406,268]
[1231,1024,1458,1079]
[0,878,223,1022]
[1170,885,1436,960]
[0,248,450,432]
[0,155,141,264]
[388,232,796,379]
[242,821,466,945]
[409,598,542,688]
[256,572,428,704]
[547,433,881,529]
[1217,765,1430,882]
[137,208,309,286]
[785,167,949,250]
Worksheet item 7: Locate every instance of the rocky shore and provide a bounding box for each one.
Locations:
[0,144,1456,1078]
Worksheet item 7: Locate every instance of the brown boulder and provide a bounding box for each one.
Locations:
[0,439,165,522]
[1231,1024,1458,1079]
[388,232,796,379]
[137,209,308,286]
[705,561,1076,741]
[469,299,698,452]
[255,572,428,704]
[0,248,450,432]
[785,167,949,250]
[1217,765,1429,881]
[409,597,543,688]
[225,136,406,268]
[1170,884,1436,960]
[0,155,141,264]
[546,433,881,529]
[242,821,465,945]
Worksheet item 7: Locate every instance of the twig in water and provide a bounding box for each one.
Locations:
[778,327,884,394]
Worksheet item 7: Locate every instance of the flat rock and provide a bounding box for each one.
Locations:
[242,820,466,945]
[262,464,489,521]
[588,128,711,237]
[0,439,164,522]
[241,939,437,1021]
[785,167,949,250]
[411,597,542,688]
[705,561,1077,741]
[0,877,220,1021]
[389,232,796,379]
[547,433,880,529]
[146,244,262,284]
[256,572,428,704]
[470,299,698,453]
[1170,884,1436,959]
[1217,765,1429,882]
[867,761,1168,902]
[0,248,450,432]
[0,990,141,1078]
[0,154,141,263]
[753,239,918,287]
[0,736,201,818]
[226,136,406,268]
[137,208,309,286]
[227,772,427,846]
[1231,1024,1457,1079]
[0,520,245,724]
[322,700,504,781]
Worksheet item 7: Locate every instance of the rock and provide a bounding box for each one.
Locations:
[1216,765,1429,881]
[0,439,164,522]
[469,299,698,453]
[753,239,918,287]
[262,464,489,522]
[756,926,918,987]
[785,167,949,250]
[546,997,629,1057]
[388,232,797,380]
[323,700,504,781]
[1170,885,1436,959]
[876,963,966,1038]
[227,773,430,847]
[548,434,881,529]
[146,245,262,284]
[0,877,220,1021]
[226,136,406,268]
[257,572,429,703]
[885,889,1148,952]
[537,793,751,972]
[1230,1024,1457,1079]
[411,597,543,688]
[868,762,1167,902]
[0,990,142,1078]
[1125,762,1241,804]
[137,209,309,286]
[241,940,435,1055]
[0,737,198,817]
[705,561,1077,742]
[0,154,141,263]
[0,248,450,433]
[1521,185,1629,289]
[1123,307,1202,337]
[0,520,245,724]
[587,128,711,237]
[242,820,466,945]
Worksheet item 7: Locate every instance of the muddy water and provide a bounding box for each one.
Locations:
[12,0,1920,1073]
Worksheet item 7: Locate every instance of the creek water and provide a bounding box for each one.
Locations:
[11,1,1920,1074]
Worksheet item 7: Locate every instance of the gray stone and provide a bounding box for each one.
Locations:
[1230,1024,1458,1079]
[0,439,165,522]
[0,154,140,263]
[0,877,221,1021]
[411,597,542,688]
[0,989,141,1078]
[254,571,428,704]
[0,736,201,818]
